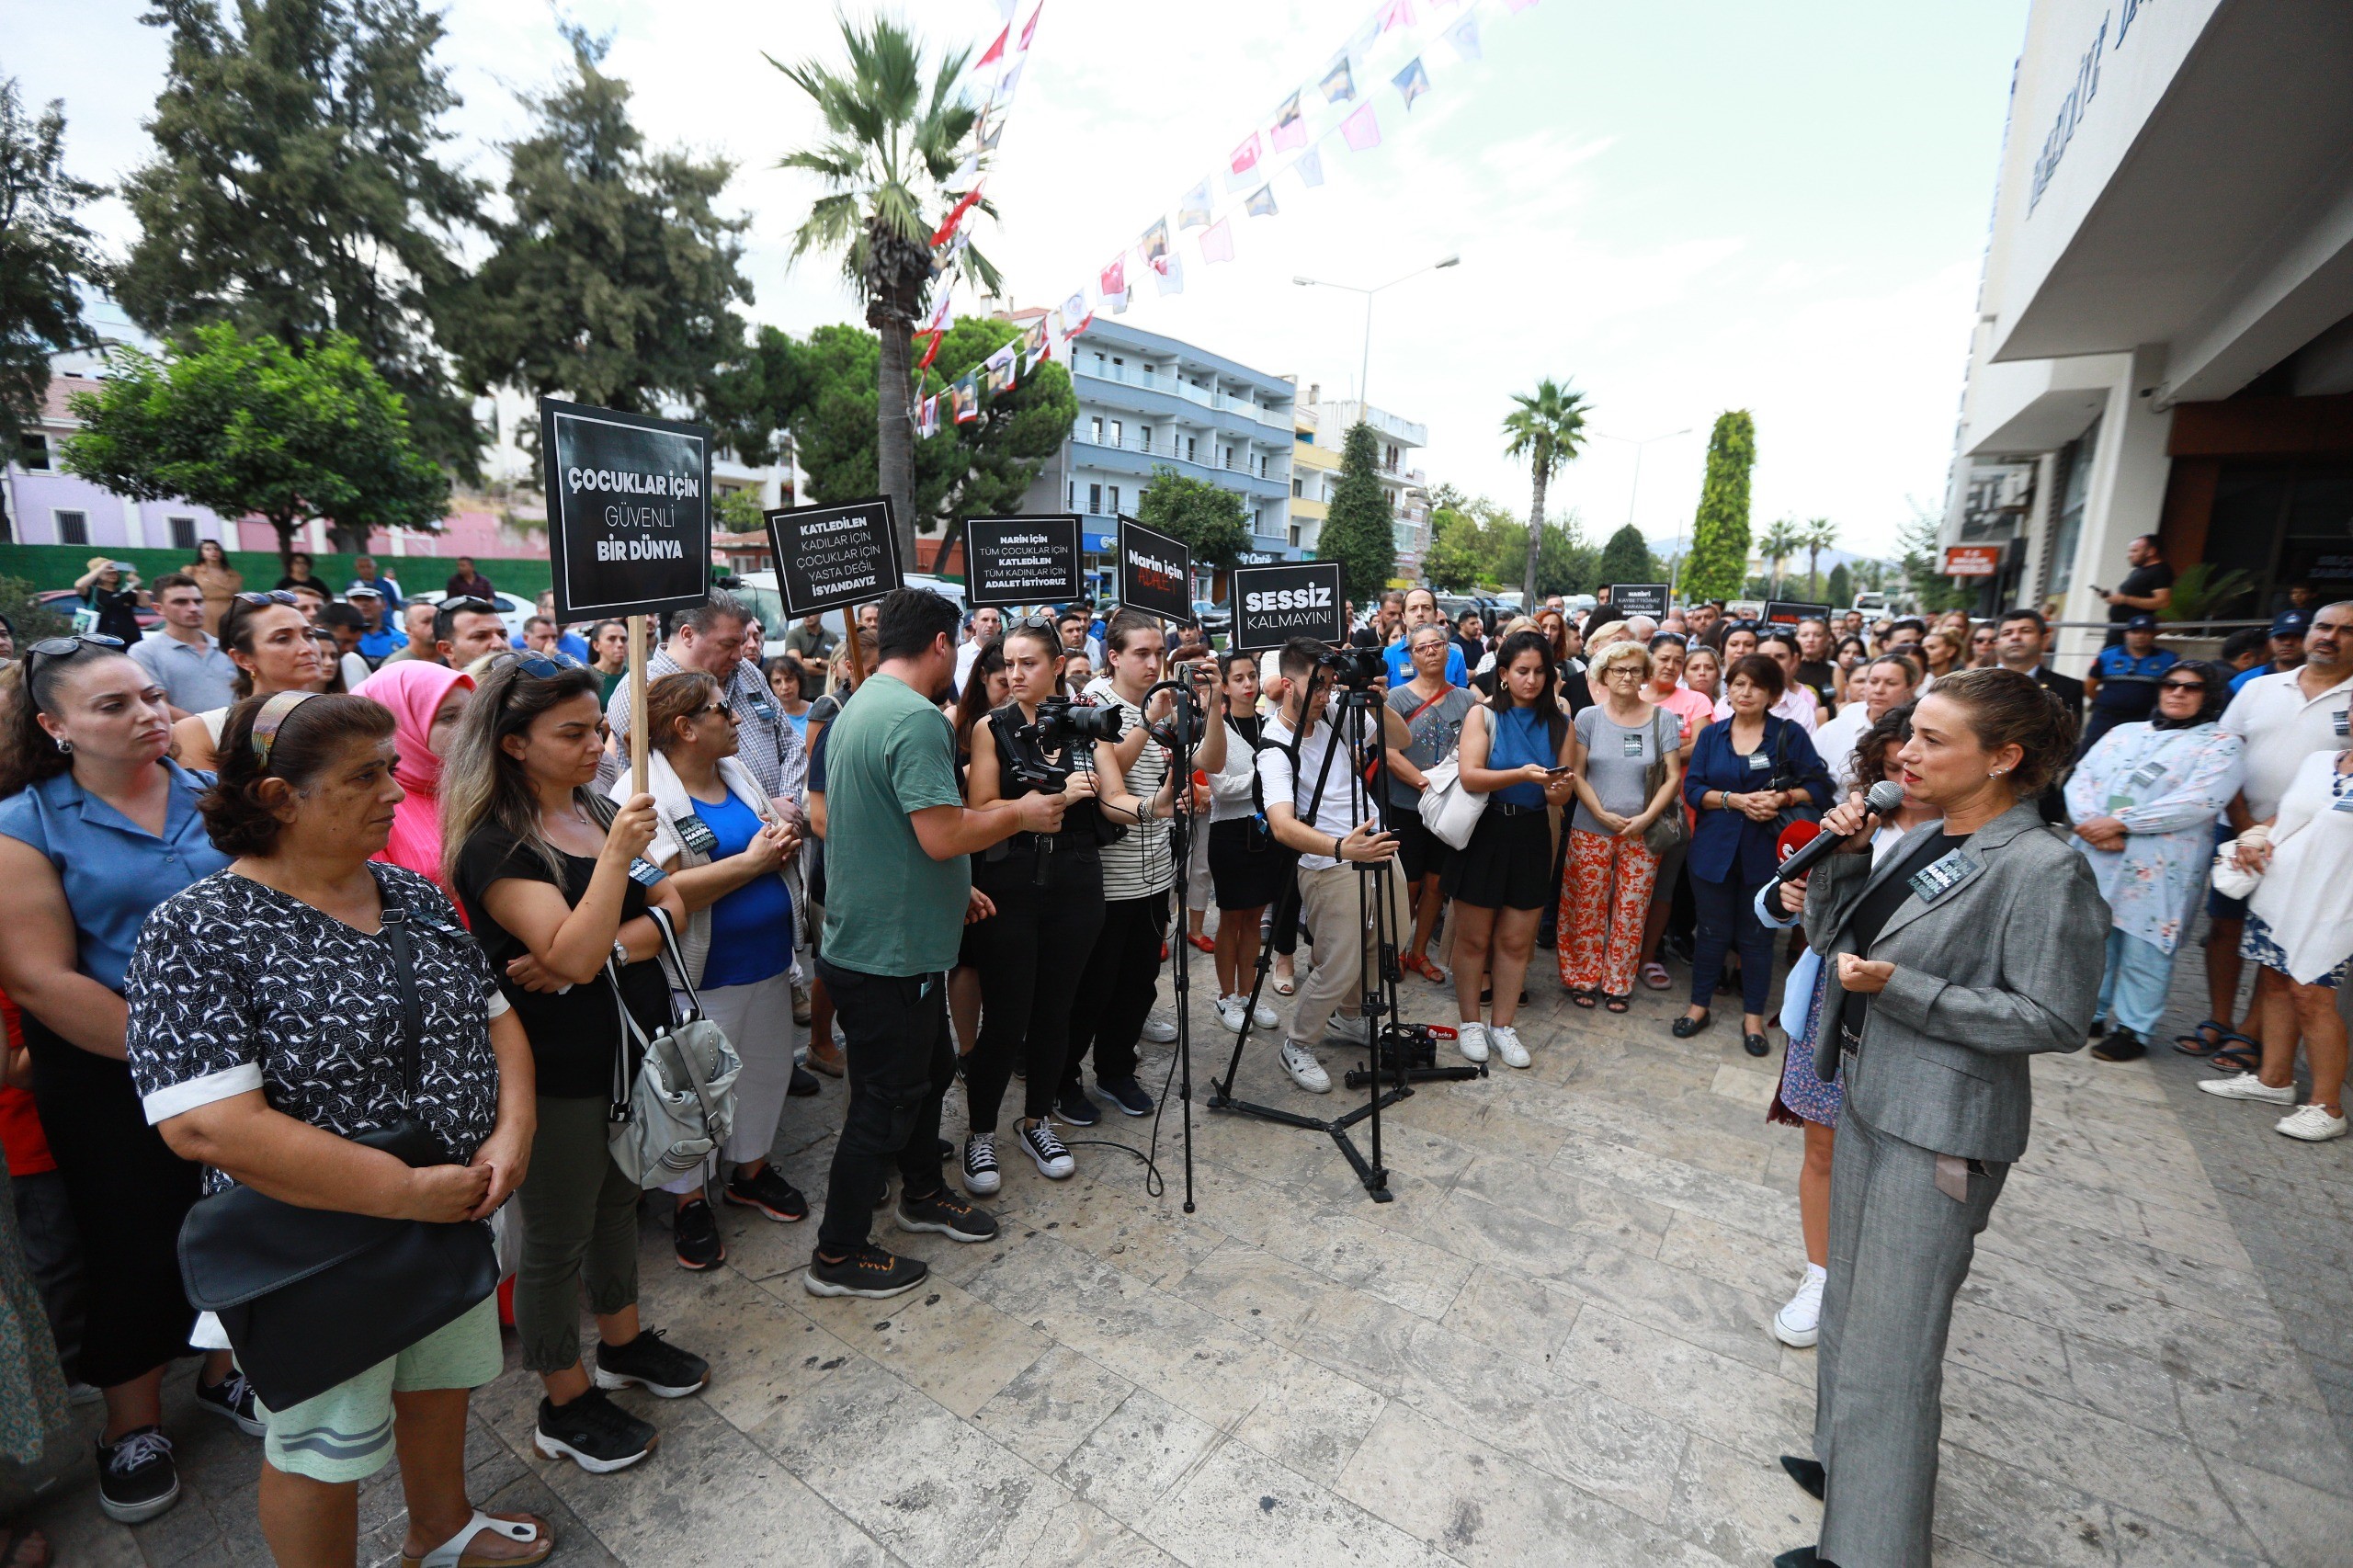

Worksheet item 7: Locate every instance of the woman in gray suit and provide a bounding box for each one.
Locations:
[1770,667,2108,1568]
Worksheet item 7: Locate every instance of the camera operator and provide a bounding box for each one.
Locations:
[958,620,1148,1194]
[1256,637,1414,1095]
[1060,612,1227,1123]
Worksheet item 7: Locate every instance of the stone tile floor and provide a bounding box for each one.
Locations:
[18,926,2353,1565]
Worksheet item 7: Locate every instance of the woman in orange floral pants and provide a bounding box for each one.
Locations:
[1558,642,1683,1010]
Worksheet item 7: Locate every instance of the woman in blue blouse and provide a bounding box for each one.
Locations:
[1677,653,1834,1057]
[0,636,246,1524]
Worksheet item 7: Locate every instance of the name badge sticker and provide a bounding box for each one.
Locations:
[750,699,779,722]
[1622,733,1646,758]
[1906,847,1977,903]
[627,857,667,887]
[2333,792,2353,814]
[1746,753,1770,771]
[2335,707,2348,739]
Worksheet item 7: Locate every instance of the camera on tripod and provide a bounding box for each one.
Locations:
[1316,634,1387,690]
[1014,695,1124,753]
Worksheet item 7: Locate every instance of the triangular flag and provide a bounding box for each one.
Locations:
[1154,253,1185,295]
[1140,219,1170,267]
[995,62,1023,100]
[1176,179,1213,230]
[952,153,980,187]
[1099,256,1128,301]
[1392,57,1431,110]
[976,24,1009,68]
[920,287,955,333]
[1446,15,1481,61]
[1245,184,1279,219]
[1022,317,1048,355]
[953,377,979,422]
[917,331,944,370]
[1199,219,1234,263]
[1340,103,1381,151]
[979,118,1005,152]
[1017,4,1041,51]
[1293,145,1325,188]
[1376,0,1416,31]
[929,188,982,248]
[1318,55,1356,104]
[984,342,1017,380]
[1270,92,1306,152]
[1059,292,1091,336]
[1226,131,1263,190]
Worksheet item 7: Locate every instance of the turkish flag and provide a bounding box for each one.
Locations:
[1099,256,1127,300]
[976,24,1009,67]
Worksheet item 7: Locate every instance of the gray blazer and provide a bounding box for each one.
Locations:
[1805,799,2109,1162]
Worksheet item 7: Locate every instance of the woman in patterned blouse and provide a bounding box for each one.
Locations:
[122,692,550,1567]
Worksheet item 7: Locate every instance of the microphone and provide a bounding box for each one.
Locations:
[1771,780,1906,886]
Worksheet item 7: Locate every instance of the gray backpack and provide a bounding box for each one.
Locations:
[604,906,743,1189]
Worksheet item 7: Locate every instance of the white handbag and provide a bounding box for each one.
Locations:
[1419,757,1487,849]
[605,907,744,1190]
[2210,835,2261,901]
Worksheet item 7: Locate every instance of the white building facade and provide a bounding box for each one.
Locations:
[1943,0,2353,669]
[1306,392,1430,583]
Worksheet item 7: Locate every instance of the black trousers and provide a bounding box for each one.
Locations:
[1062,891,1168,1093]
[1689,871,1775,1016]
[814,956,956,1255]
[22,1010,200,1390]
[965,851,1106,1131]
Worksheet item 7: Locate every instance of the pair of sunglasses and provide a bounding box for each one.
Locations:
[440,596,498,615]
[504,650,586,678]
[25,633,127,677]
[233,589,301,608]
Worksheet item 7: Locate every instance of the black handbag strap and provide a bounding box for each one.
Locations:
[379,902,424,1108]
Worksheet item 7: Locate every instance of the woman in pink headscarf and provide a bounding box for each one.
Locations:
[353,659,475,893]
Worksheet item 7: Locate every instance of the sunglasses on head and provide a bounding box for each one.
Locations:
[440,597,497,615]
[25,633,127,680]
[233,590,301,608]
[504,650,586,679]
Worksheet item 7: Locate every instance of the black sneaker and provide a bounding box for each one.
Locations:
[1097,1075,1154,1117]
[1017,1120,1075,1179]
[788,1064,822,1097]
[96,1426,178,1522]
[1055,1085,1101,1126]
[2092,1028,2146,1062]
[534,1388,656,1473]
[961,1132,1002,1196]
[895,1186,1000,1244]
[672,1197,724,1271]
[805,1244,929,1299]
[193,1369,265,1436]
[593,1328,709,1399]
[723,1165,809,1222]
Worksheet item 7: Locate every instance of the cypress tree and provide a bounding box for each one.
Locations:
[1681,411,1756,603]
[1319,422,1397,608]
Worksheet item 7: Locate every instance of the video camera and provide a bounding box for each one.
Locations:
[1012,696,1125,756]
[1316,630,1388,690]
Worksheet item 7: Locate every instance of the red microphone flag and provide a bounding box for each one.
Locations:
[1775,818,1823,863]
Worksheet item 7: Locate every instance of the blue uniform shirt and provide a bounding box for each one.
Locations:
[2090,644,2179,715]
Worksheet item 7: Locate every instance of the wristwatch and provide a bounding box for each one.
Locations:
[611,939,630,969]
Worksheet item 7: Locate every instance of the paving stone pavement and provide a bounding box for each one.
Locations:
[19,918,2353,1565]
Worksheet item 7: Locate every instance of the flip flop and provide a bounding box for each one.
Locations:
[402,1511,551,1568]
[1641,961,1671,991]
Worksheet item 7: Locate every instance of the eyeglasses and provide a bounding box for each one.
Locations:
[232,590,300,608]
[440,597,497,615]
[2158,679,2207,693]
[695,700,733,721]
[504,650,586,679]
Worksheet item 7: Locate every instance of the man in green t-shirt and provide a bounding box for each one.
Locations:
[807,587,1066,1301]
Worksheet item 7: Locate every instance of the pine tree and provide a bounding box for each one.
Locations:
[0,80,106,438]
[1825,561,1853,608]
[1681,411,1755,603]
[1319,422,1397,608]
[1597,523,1657,589]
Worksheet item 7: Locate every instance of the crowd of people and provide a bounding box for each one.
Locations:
[0,535,2347,1566]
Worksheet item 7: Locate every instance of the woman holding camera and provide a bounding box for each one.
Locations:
[124,692,548,1568]
[1444,630,1578,1068]
[958,620,1145,1192]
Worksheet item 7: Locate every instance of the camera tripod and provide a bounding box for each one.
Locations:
[1206,665,1482,1204]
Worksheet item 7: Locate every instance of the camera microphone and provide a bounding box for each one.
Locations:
[1772,780,1907,886]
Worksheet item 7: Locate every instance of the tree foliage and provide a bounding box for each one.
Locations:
[447,28,750,437]
[0,79,105,438]
[1799,516,1839,598]
[1500,377,1591,604]
[1422,503,1486,590]
[1682,411,1755,603]
[1424,494,1595,596]
[118,0,484,472]
[1597,524,1658,588]
[917,317,1078,548]
[1897,499,1973,613]
[1824,561,1853,608]
[1137,467,1250,571]
[1319,422,1398,607]
[1757,517,1803,598]
[63,324,449,563]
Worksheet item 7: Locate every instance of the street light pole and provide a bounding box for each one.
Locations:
[1296,254,1460,432]
[1594,426,1692,595]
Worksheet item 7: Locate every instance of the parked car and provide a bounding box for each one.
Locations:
[1191,598,1232,638]
[729,571,968,664]
[33,588,161,636]
[413,588,536,641]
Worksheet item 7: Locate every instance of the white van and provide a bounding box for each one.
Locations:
[729,571,970,662]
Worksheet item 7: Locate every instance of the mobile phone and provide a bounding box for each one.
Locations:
[1543,764,1575,778]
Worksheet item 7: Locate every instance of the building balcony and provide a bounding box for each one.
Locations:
[1068,432,1290,501]
[1074,367,1290,442]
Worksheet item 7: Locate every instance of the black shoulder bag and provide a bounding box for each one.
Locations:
[176,902,499,1410]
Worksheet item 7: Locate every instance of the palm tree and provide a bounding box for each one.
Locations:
[1500,378,1592,606]
[775,17,1002,564]
[1758,517,1803,599]
[1800,516,1839,599]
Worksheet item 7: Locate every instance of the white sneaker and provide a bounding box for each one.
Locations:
[1490,1024,1531,1069]
[1142,1014,1178,1044]
[2198,1073,2297,1105]
[1216,994,1251,1033]
[1325,1014,1371,1047]
[1249,996,1279,1028]
[961,1133,1001,1197]
[1280,1039,1332,1094]
[1773,1264,1827,1348]
[1457,1022,1490,1063]
[2275,1103,2350,1142]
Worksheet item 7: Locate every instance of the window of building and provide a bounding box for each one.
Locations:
[18,432,50,472]
[1109,420,1122,448]
[1068,481,1076,508]
[1091,416,1104,444]
[1290,524,1302,547]
[55,509,88,546]
[2044,416,2099,597]
[1184,436,1197,462]
[169,516,199,551]
[1293,476,1304,497]
[1088,483,1102,514]
[1108,485,1121,514]
[1093,353,1106,374]
[1138,426,1151,453]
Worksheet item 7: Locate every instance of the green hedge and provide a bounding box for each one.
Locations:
[0,541,552,601]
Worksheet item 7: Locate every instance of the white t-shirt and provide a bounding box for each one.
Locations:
[1713,684,1819,732]
[1256,701,1363,872]
[1813,701,1878,791]
[2217,667,2353,821]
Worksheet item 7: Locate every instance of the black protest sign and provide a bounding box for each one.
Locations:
[1763,600,1834,628]
[766,497,904,618]
[540,397,712,621]
[965,515,1082,608]
[1608,583,1670,619]
[1231,562,1345,651]
[1117,515,1192,623]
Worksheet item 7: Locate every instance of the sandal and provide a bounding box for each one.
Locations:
[1606,994,1631,1014]
[2211,1040,2263,1074]
[1401,952,1449,984]
[1572,989,1598,1009]
[402,1511,552,1568]
[1641,961,1670,991]
[1272,971,1296,996]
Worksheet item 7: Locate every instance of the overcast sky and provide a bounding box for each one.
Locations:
[14,0,2029,558]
